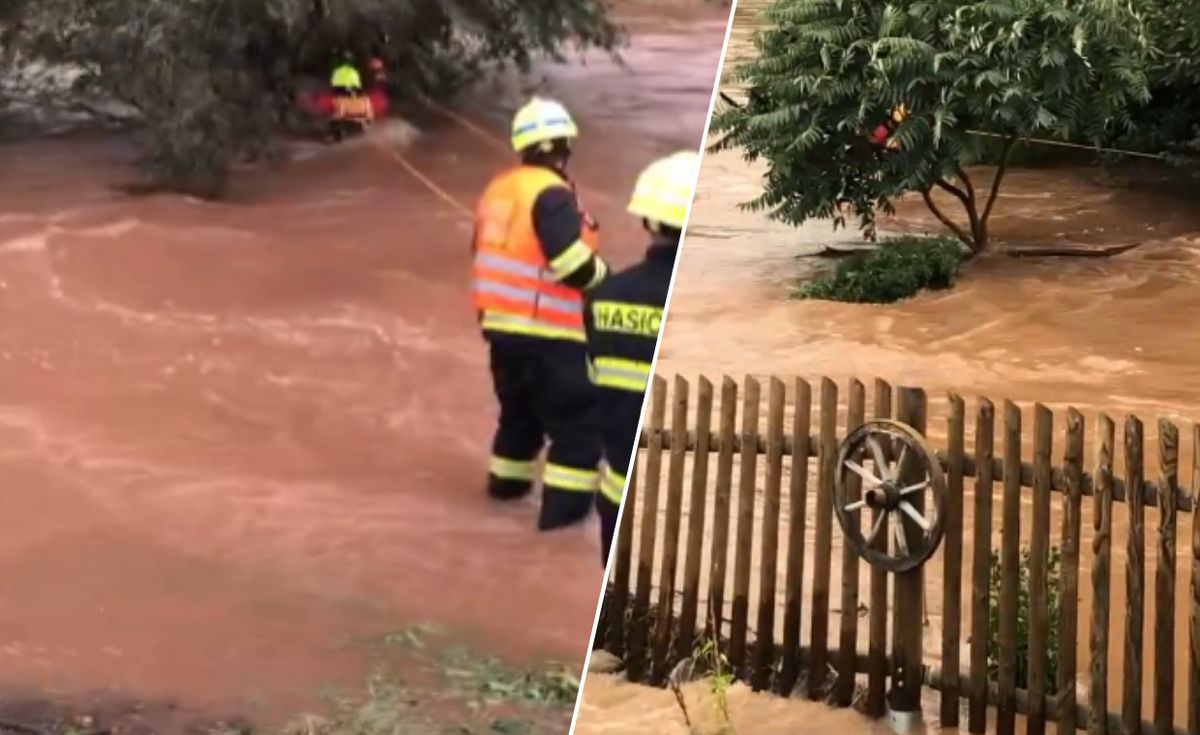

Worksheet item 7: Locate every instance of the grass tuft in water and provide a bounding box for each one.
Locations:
[439,647,580,708]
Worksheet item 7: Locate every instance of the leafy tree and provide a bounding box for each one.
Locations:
[2,0,619,197]
[710,0,1150,255]
[1119,0,1200,153]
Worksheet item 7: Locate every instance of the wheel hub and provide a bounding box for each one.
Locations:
[865,481,902,511]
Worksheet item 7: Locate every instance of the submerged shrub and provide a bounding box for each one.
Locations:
[795,236,963,304]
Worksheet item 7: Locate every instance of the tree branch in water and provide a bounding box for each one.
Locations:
[1006,242,1142,258]
[921,187,976,253]
[979,136,1017,225]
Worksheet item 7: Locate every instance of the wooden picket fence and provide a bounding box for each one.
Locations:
[596,373,1200,735]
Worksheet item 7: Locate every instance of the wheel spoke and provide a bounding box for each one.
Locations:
[893,444,911,482]
[866,436,890,481]
[893,519,909,556]
[898,479,930,496]
[865,510,887,545]
[845,499,868,512]
[845,459,883,487]
[899,501,931,532]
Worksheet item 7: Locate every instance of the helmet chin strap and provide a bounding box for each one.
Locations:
[643,219,683,243]
[523,140,572,173]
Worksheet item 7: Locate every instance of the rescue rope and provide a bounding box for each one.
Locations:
[966,129,1168,161]
[365,93,624,217]
[372,138,475,219]
[418,95,512,155]
[415,96,616,205]
[715,91,1176,162]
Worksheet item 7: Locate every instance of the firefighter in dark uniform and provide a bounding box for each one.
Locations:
[584,150,698,563]
[471,97,610,531]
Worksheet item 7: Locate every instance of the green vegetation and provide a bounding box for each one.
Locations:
[266,623,579,735]
[1122,0,1200,155]
[439,646,580,709]
[687,633,733,733]
[0,0,619,197]
[987,546,1062,693]
[711,0,1151,254]
[375,623,580,710]
[282,664,573,735]
[796,237,962,304]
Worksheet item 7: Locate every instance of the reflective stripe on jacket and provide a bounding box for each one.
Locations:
[583,240,678,505]
[472,165,599,342]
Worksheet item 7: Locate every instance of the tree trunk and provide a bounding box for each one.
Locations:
[921,187,980,256]
[923,137,1017,256]
[977,137,1017,248]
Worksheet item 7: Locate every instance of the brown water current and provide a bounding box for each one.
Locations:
[583,1,1200,733]
[0,3,730,725]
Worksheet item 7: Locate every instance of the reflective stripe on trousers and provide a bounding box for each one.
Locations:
[544,462,599,493]
[589,356,652,393]
[489,455,536,482]
[600,464,626,505]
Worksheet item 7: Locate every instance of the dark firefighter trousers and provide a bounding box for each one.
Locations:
[486,332,601,530]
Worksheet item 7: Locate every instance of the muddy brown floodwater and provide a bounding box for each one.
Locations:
[582,1,1200,733]
[671,0,1200,420]
[575,674,894,735]
[0,2,730,727]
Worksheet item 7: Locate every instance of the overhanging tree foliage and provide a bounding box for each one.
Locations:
[1,0,619,197]
[1120,0,1200,153]
[710,0,1150,255]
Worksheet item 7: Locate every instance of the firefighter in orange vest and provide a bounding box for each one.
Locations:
[471,97,609,530]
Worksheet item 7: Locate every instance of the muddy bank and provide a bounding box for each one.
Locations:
[574,675,891,735]
[0,2,730,728]
[0,630,577,735]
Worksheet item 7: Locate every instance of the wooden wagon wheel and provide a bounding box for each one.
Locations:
[833,420,947,574]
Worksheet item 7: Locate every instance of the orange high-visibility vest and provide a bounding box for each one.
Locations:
[472,165,599,342]
[333,95,374,122]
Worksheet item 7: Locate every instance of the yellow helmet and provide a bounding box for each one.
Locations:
[511,97,579,153]
[627,150,699,229]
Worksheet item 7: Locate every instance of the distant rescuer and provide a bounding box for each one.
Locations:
[585,150,698,563]
[330,54,363,97]
[471,97,610,531]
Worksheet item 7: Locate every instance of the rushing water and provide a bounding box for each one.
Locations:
[672,0,1200,421]
[0,3,730,725]
[588,1,1200,733]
